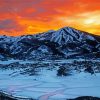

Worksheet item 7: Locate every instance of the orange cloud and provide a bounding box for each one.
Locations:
[0,0,100,36]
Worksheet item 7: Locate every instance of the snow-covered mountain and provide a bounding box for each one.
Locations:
[0,27,100,60]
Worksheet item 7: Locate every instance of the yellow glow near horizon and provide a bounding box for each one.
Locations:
[84,19,96,25]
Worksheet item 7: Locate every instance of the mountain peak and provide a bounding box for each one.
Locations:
[50,26,83,44]
[59,26,77,31]
[57,26,81,36]
[0,26,100,60]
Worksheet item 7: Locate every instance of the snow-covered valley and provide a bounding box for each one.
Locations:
[0,59,100,100]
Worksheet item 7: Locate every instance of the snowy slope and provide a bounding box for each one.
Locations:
[0,60,100,100]
[0,27,100,60]
[51,27,96,45]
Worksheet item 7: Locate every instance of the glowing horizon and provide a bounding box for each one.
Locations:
[0,0,100,36]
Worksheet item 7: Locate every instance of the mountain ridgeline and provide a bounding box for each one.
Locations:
[0,27,100,60]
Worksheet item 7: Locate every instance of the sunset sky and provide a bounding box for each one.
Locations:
[0,0,100,36]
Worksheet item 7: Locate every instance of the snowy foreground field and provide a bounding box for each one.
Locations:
[0,59,100,100]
